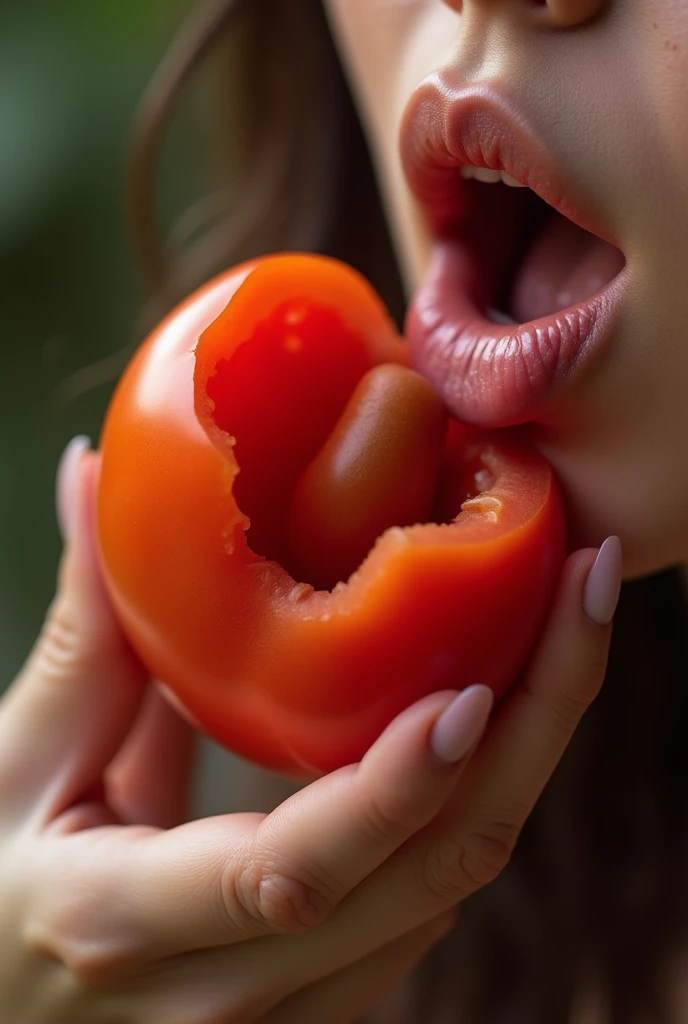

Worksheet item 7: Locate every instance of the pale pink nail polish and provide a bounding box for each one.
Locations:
[56,436,91,542]
[430,685,494,764]
[583,536,622,626]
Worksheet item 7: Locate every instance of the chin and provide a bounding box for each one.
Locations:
[561,489,687,581]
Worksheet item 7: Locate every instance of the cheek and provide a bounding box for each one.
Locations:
[573,2,688,575]
[537,403,688,579]
[638,2,688,172]
[322,0,418,117]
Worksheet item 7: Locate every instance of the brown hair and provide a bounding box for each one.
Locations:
[127,0,404,323]
[129,2,688,1020]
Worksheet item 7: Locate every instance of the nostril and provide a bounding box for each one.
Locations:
[535,0,605,27]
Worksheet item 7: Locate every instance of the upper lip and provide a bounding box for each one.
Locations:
[398,69,629,428]
[400,69,618,251]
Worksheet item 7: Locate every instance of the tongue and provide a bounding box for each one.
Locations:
[509,212,625,323]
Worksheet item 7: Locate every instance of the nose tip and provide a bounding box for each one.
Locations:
[536,0,605,27]
[443,0,606,29]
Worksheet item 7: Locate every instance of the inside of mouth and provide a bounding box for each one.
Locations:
[460,180,626,324]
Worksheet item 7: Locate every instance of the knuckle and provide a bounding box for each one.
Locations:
[225,857,336,935]
[526,650,607,740]
[585,650,610,690]
[32,594,127,685]
[62,943,137,988]
[22,861,143,990]
[358,790,416,846]
[457,823,518,888]
[549,686,596,736]
[33,596,81,683]
[24,918,136,989]
[420,836,473,907]
[421,818,520,905]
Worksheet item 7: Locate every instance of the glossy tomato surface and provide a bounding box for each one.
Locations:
[98,255,567,778]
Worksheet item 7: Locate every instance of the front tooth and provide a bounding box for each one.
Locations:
[459,165,528,187]
[487,308,519,325]
[471,167,502,184]
[500,171,526,187]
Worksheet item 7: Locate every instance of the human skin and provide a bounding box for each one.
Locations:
[0,2,632,1019]
[323,0,688,580]
[0,442,616,1021]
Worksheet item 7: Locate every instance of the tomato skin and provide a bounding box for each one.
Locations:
[98,255,567,779]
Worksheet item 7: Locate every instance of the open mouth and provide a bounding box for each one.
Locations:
[457,172,625,327]
[401,77,628,427]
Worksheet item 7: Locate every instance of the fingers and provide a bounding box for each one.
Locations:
[106,685,196,828]
[234,685,493,933]
[436,541,620,887]
[260,912,455,1024]
[0,439,147,825]
[50,686,491,960]
[282,544,619,971]
[81,912,455,1024]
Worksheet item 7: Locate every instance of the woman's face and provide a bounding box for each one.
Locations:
[323,0,688,579]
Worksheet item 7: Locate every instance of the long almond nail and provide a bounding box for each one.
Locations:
[583,536,622,626]
[56,436,91,543]
[430,685,494,764]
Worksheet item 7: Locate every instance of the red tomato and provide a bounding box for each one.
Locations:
[98,255,566,778]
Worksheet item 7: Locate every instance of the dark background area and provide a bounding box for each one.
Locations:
[0,2,203,682]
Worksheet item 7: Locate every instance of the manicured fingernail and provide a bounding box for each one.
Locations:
[56,436,91,542]
[430,685,494,764]
[583,536,622,626]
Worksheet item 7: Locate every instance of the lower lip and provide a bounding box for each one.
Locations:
[406,239,628,428]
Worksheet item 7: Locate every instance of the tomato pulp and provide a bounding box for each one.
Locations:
[98,255,566,778]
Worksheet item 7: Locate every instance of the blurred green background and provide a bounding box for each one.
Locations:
[0,1,201,682]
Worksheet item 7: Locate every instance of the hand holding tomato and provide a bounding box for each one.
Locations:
[97,255,566,777]
[0,440,618,1023]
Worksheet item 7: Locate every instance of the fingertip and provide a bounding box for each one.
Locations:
[429,685,494,765]
[520,544,617,725]
[582,536,622,626]
[549,547,601,626]
[56,445,137,669]
[75,450,104,568]
[361,689,459,765]
[1,451,145,822]
[56,436,91,544]
[58,445,108,586]
[359,686,493,787]
[562,546,599,588]
[556,541,622,631]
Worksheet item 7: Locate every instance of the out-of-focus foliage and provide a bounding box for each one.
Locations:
[0,1,206,681]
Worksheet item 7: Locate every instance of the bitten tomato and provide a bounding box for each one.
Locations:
[98,254,566,778]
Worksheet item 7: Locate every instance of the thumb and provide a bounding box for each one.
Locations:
[0,437,147,826]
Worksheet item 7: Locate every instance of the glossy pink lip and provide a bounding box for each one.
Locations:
[401,73,628,427]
